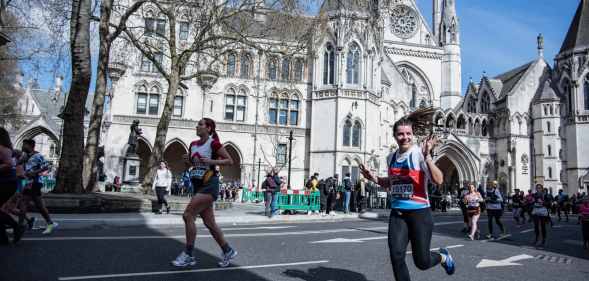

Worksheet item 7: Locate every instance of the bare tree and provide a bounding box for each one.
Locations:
[259,134,298,174]
[53,0,92,193]
[82,0,147,192]
[120,0,314,191]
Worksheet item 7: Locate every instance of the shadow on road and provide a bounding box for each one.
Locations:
[283,266,375,281]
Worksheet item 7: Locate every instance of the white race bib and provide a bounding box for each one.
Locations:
[190,167,207,179]
[390,184,413,199]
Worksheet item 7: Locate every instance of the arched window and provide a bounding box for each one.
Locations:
[547,145,552,156]
[294,58,304,81]
[482,120,488,137]
[445,115,455,128]
[585,75,589,110]
[173,90,184,117]
[548,167,553,179]
[481,92,490,113]
[268,93,299,126]
[547,121,551,133]
[281,57,290,81]
[352,121,362,147]
[346,43,361,85]
[227,53,236,77]
[544,105,548,116]
[136,85,148,115]
[225,89,247,122]
[323,43,335,85]
[563,79,572,114]
[468,97,477,113]
[457,115,466,130]
[289,94,299,126]
[343,119,352,146]
[267,56,278,81]
[550,105,554,115]
[240,53,251,79]
[268,95,278,124]
[147,86,160,115]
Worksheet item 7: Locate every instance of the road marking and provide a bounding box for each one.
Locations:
[311,236,388,244]
[481,234,512,243]
[520,229,534,233]
[476,254,534,268]
[24,221,466,242]
[406,244,464,254]
[563,239,583,246]
[222,226,296,231]
[58,260,329,280]
[23,226,389,241]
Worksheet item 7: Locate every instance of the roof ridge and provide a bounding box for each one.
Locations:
[559,0,589,54]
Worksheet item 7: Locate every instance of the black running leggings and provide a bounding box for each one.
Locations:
[487,209,504,235]
[533,215,548,241]
[388,208,442,281]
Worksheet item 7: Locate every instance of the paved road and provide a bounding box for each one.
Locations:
[1,215,588,281]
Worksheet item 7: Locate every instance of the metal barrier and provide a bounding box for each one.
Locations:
[241,190,266,202]
[276,190,320,211]
[41,177,56,193]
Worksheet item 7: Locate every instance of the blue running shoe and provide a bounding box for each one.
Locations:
[440,248,455,275]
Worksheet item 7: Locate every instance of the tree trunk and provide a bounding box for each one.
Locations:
[141,68,180,191]
[83,0,112,192]
[54,0,92,194]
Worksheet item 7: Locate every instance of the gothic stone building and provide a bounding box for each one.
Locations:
[9,0,589,194]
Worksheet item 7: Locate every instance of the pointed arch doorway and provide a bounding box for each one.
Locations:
[220,144,242,185]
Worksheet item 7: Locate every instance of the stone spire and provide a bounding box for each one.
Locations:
[439,0,462,109]
[559,0,589,54]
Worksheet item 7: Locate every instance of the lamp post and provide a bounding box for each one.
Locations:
[257,158,261,191]
[287,130,294,190]
[196,69,219,118]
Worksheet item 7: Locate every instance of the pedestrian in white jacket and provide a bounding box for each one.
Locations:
[153,161,172,214]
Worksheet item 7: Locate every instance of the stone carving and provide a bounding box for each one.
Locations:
[126,120,143,155]
[390,5,418,39]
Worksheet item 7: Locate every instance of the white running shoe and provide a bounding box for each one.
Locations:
[171,252,196,267]
[218,248,237,268]
[42,222,59,235]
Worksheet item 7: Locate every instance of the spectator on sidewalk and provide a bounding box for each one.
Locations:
[325,174,339,216]
[342,173,352,214]
[263,173,277,218]
[152,161,172,214]
[318,178,327,215]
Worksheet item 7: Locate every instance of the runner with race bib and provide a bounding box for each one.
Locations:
[172,118,237,268]
[360,115,455,281]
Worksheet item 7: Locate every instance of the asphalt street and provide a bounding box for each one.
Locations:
[1,214,588,281]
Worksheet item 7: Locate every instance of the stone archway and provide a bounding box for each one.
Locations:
[136,139,151,181]
[163,141,188,178]
[435,139,479,188]
[15,125,60,166]
[436,155,460,193]
[220,144,242,185]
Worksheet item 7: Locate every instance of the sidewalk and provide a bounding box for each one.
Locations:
[30,202,362,230]
[29,202,466,230]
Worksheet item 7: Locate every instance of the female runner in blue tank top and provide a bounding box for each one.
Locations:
[360,117,456,281]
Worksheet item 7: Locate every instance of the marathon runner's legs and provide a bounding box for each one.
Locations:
[388,208,453,281]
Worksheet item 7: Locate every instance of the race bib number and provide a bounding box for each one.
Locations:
[390,184,413,199]
[190,168,207,179]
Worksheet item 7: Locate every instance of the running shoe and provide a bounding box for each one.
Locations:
[171,252,196,267]
[42,222,58,235]
[218,248,238,268]
[440,248,455,275]
[485,234,493,239]
[27,217,36,230]
[13,225,25,243]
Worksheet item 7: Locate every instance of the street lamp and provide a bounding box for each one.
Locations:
[287,130,294,190]
[196,69,219,118]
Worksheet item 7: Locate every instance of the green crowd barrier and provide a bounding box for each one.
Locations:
[276,191,320,211]
[241,190,266,202]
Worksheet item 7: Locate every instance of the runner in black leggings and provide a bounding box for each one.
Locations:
[360,117,455,281]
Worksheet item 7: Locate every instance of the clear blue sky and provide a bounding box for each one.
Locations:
[414,0,579,90]
[23,0,581,95]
